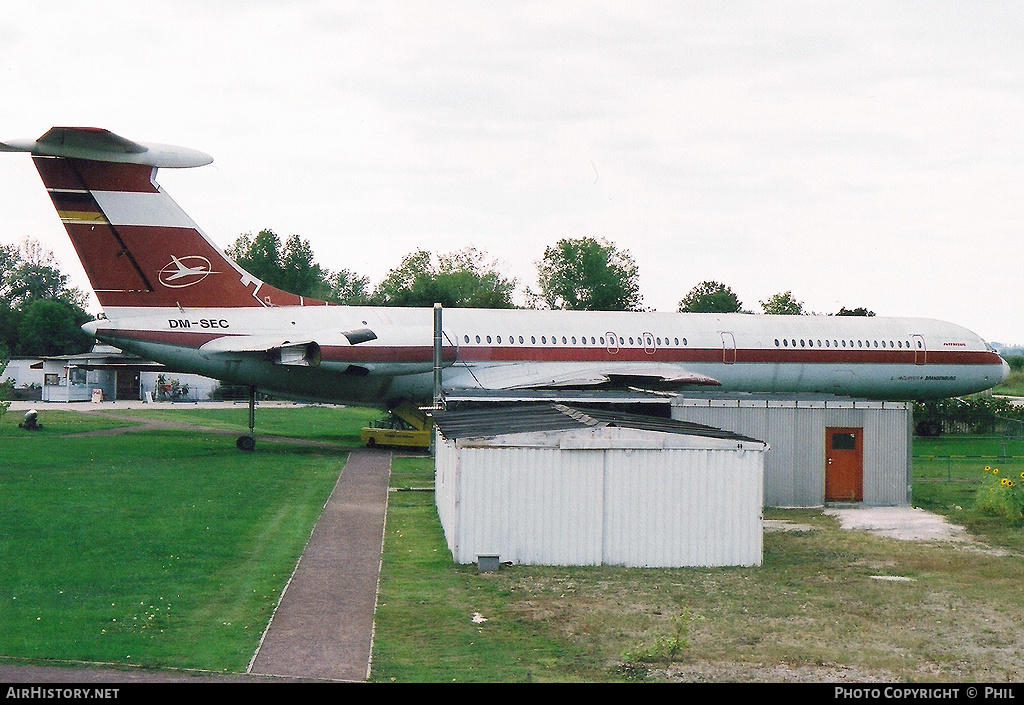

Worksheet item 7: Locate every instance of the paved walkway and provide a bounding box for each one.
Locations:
[247,449,393,681]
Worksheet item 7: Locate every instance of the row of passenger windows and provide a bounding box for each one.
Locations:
[462,334,689,347]
[458,334,924,350]
[775,338,923,349]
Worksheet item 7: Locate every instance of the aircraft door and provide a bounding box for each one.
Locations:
[605,331,619,355]
[912,335,926,365]
[721,332,737,364]
[643,332,656,355]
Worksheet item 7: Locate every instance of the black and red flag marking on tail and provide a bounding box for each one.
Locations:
[32,155,325,309]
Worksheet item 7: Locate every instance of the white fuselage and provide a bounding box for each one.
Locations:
[88,305,1010,406]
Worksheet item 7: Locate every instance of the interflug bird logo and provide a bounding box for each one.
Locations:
[158,255,217,288]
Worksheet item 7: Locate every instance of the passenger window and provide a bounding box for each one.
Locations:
[475,335,481,343]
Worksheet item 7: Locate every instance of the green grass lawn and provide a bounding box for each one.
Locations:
[3,407,1024,681]
[91,404,382,445]
[0,407,353,672]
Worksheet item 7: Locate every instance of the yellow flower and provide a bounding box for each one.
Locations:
[1000,478,1010,486]
[985,466,992,472]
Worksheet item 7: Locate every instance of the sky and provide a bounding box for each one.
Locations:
[1,1,1021,344]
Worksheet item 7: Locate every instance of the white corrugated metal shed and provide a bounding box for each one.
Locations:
[670,394,912,508]
[432,404,768,568]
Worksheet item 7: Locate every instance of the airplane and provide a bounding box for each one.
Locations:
[1,127,1011,449]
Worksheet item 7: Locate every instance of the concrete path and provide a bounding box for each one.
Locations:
[248,449,392,681]
[824,505,968,541]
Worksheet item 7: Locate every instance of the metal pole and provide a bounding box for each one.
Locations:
[248,385,256,436]
[433,303,442,407]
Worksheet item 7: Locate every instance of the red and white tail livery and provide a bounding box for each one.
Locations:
[2,127,1011,412]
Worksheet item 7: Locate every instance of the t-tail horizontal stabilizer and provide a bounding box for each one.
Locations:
[0,127,212,168]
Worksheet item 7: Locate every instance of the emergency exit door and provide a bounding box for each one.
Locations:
[825,427,863,502]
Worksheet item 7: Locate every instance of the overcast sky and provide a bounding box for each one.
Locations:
[1,1,1021,344]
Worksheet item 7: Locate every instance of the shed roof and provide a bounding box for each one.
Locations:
[430,403,763,443]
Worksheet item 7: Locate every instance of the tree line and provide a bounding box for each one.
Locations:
[229,229,872,317]
[226,229,644,312]
[0,230,877,359]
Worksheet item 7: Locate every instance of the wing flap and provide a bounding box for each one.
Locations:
[465,363,721,391]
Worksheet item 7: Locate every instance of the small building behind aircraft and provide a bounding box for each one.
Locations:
[432,403,768,568]
[3,345,219,403]
[671,394,913,508]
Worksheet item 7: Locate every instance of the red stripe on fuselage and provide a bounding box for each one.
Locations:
[452,344,999,366]
[94,329,1002,368]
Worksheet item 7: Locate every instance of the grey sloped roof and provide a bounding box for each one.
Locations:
[430,403,762,444]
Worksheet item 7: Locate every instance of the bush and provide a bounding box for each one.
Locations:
[914,396,1024,435]
[975,466,1024,525]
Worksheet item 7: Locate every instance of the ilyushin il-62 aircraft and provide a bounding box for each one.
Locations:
[1,127,1010,448]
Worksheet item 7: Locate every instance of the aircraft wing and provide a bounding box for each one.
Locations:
[461,363,721,392]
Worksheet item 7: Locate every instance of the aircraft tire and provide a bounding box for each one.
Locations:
[237,435,256,451]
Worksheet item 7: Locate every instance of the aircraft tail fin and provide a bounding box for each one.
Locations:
[2,127,325,310]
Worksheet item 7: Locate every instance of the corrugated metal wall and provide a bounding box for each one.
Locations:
[434,428,765,567]
[670,398,911,507]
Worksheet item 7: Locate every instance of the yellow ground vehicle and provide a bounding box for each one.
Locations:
[360,401,433,449]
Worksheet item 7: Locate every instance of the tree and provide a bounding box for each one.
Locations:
[228,229,328,299]
[836,307,875,317]
[534,237,642,311]
[678,281,744,313]
[16,299,92,357]
[760,291,804,315]
[0,238,93,356]
[372,247,517,308]
[228,229,375,304]
[227,229,283,285]
[277,234,326,298]
[0,238,87,310]
[322,268,372,305]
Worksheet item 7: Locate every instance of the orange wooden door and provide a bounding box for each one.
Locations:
[825,427,863,502]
